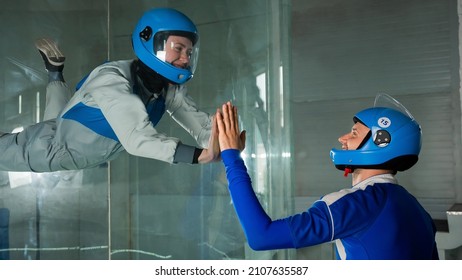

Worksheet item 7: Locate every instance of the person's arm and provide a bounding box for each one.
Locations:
[176,112,220,164]
[221,149,295,250]
[217,102,293,250]
[165,84,220,164]
[217,102,334,250]
[83,64,191,164]
[165,85,212,148]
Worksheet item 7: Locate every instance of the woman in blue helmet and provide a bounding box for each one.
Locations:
[0,8,221,172]
[216,96,438,260]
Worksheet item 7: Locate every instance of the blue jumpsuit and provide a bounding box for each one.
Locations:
[0,60,212,172]
[222,149,438,260]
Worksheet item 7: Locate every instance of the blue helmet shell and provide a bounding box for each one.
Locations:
[132,8,199,84]
[330,106,422,171]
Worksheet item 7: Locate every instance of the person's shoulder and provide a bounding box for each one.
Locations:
[94,60,135,79]
[99,59,133,71]
[321,187,359,206]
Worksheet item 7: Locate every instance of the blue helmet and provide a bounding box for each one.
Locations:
[330,95,422,172]
[132,8,199,84]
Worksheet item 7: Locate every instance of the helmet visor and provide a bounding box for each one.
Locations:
[374,93,415,120]
[154,31,200,76]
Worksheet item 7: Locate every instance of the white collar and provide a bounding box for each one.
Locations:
[353,173,397,190]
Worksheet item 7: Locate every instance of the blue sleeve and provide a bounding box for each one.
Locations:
[222,150,334,251]
[222,149,295,250]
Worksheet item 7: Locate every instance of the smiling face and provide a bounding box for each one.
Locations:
[338,121,371,151]
[164,35,194,70]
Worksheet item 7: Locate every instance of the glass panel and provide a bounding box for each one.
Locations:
[0,0,293,260]
[109,0,294,260]
[0,0,110,260]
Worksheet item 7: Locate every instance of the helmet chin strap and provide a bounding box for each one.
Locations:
[343,167,353,177]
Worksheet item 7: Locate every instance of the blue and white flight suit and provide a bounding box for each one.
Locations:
[222,149,438,260]
[0,60,211,172]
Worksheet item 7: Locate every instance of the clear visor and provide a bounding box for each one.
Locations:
[154,34,200,75]
[374,93,415,120]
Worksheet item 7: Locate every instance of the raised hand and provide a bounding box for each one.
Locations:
[216,101,246,152]
[198,113,221,163]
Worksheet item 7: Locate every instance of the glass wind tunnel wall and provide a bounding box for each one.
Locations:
[0,0,294,260]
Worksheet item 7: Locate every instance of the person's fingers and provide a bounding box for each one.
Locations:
[227,102,236,132]
[222,102,231,131]
[212,112,218,135]
[216,108,225,133]
[233,105,239,133]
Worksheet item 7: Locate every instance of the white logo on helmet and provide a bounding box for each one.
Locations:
[378,117,391,128]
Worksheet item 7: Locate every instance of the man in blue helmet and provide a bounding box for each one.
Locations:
[0,8,220,172]
[216,97,438,260]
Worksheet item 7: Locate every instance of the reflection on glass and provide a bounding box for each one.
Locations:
[0,0,293,260]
